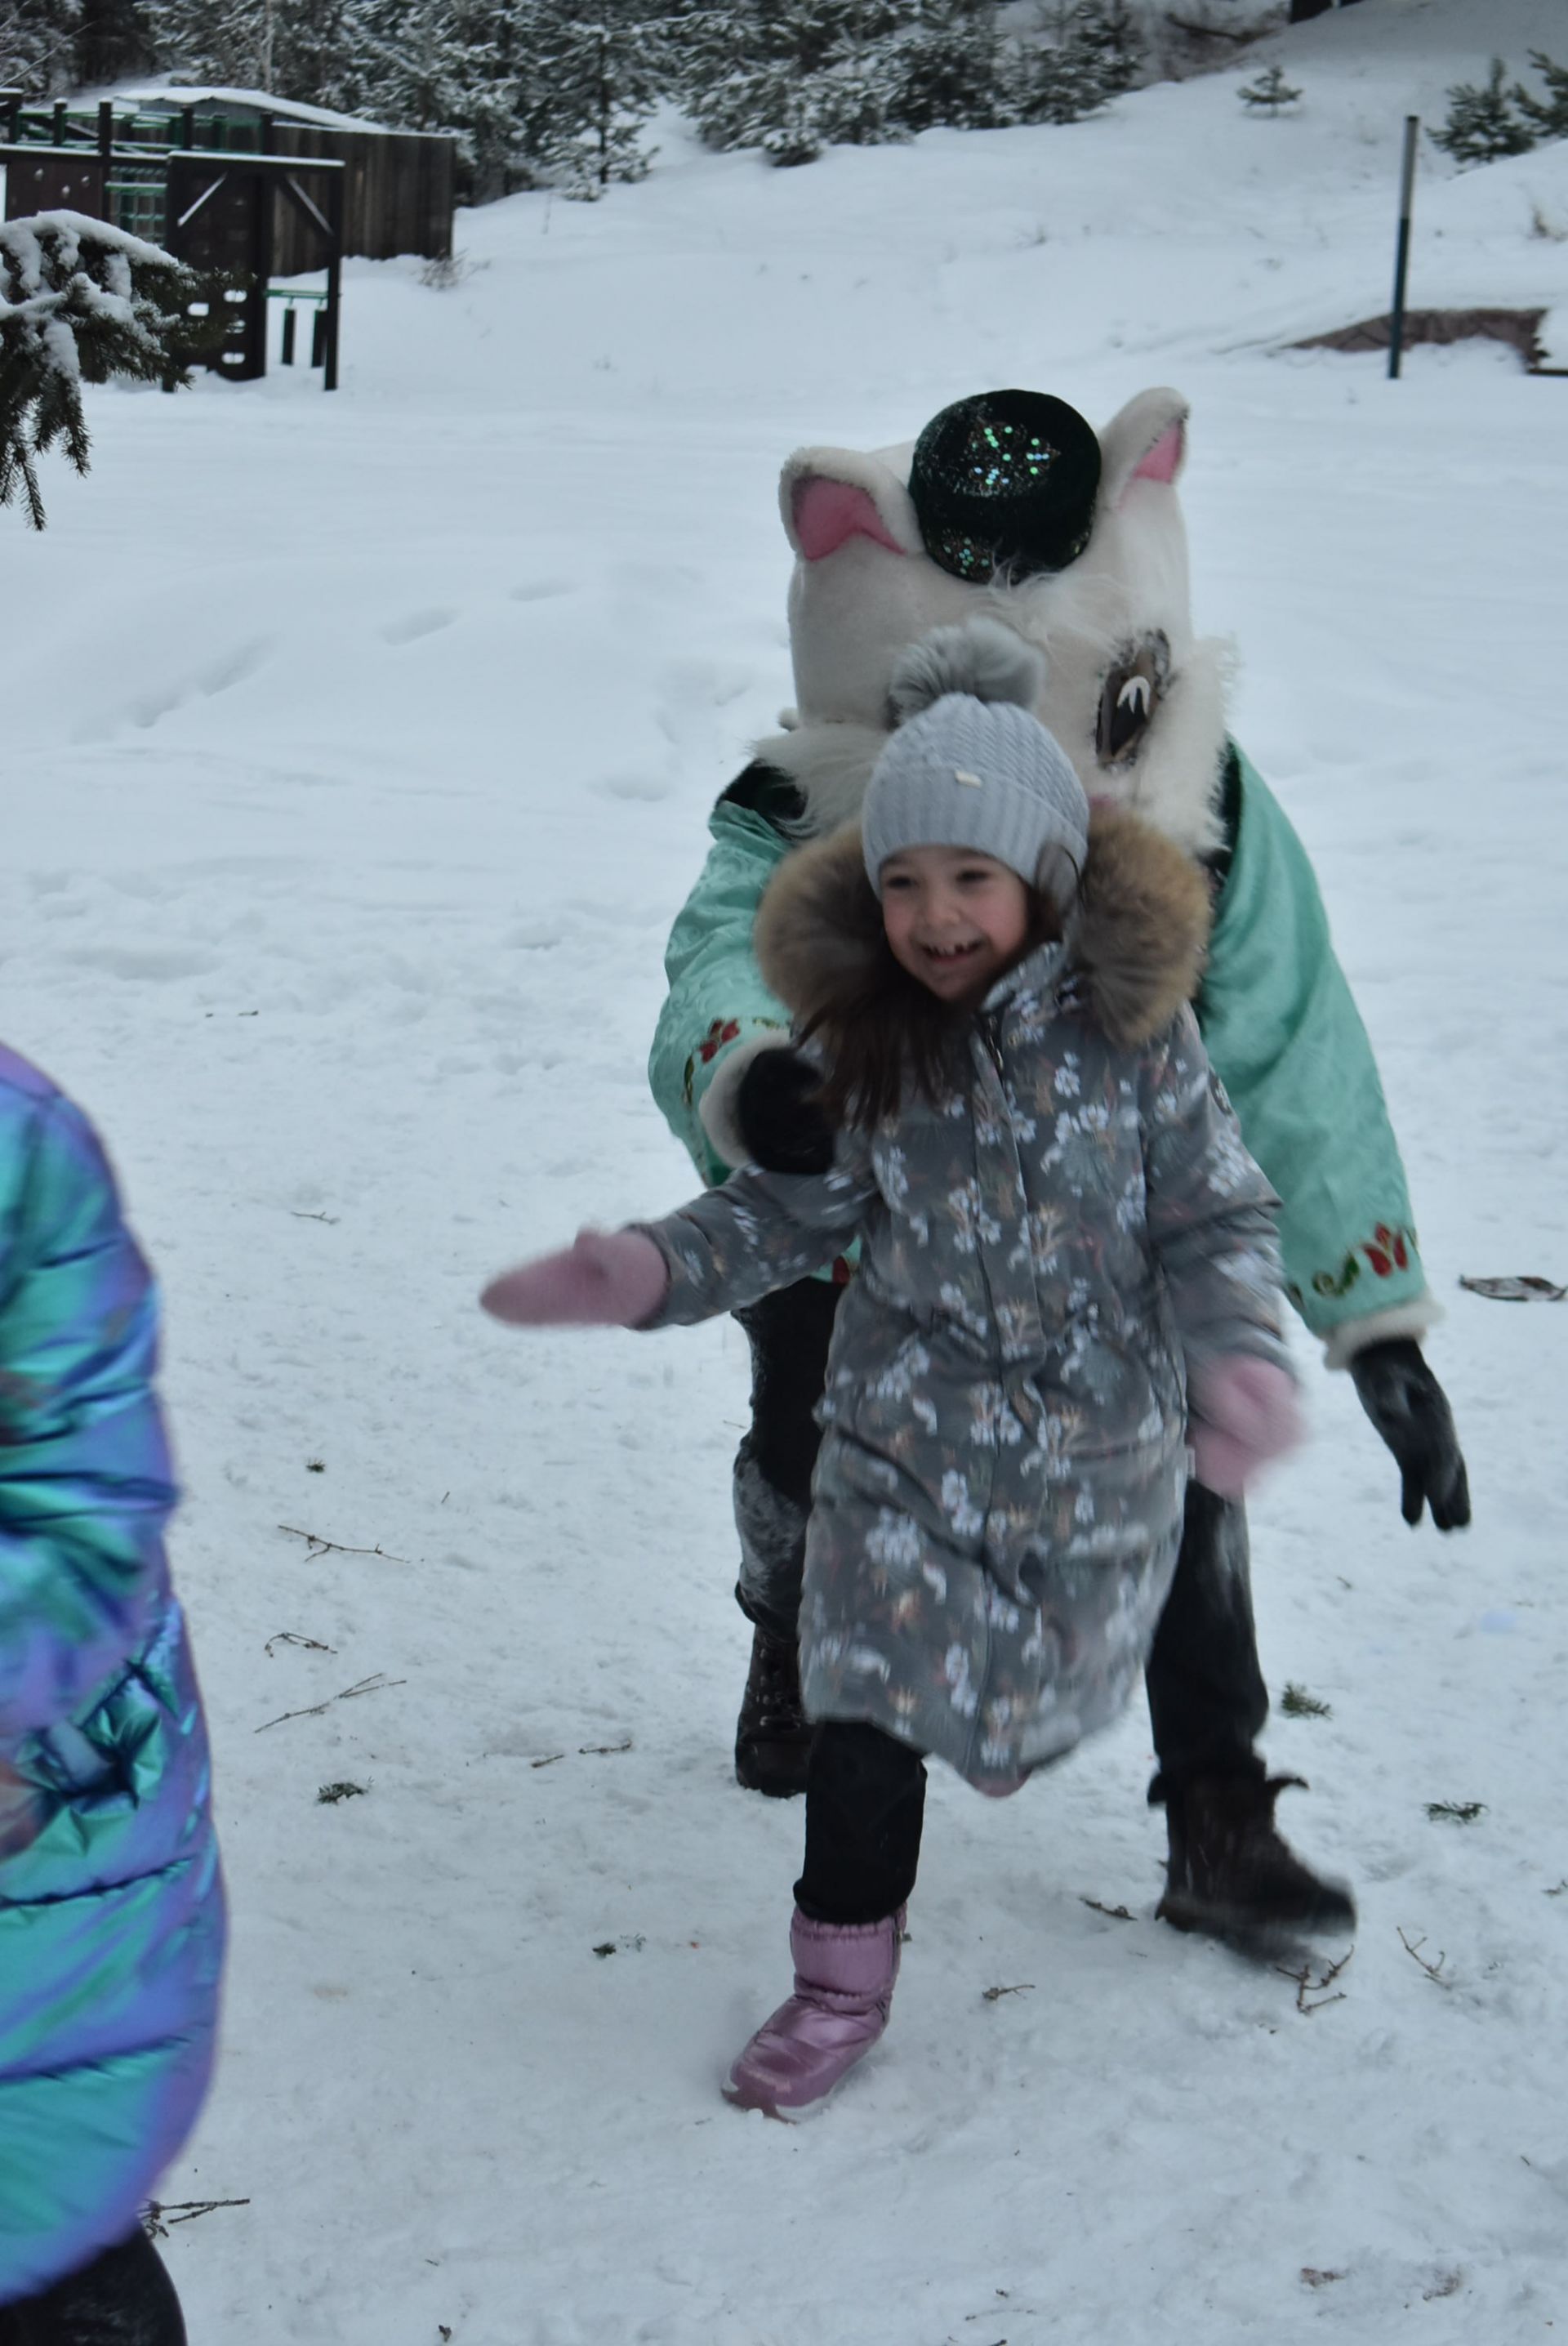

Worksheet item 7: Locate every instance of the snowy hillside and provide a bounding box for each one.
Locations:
[7,0,1568,2339]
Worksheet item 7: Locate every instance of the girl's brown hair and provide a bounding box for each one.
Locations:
[804,866,1062,1134]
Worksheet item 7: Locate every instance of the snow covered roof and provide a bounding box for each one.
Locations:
[75,81,427,138]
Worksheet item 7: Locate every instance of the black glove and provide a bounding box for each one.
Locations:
[735,1048,836,1175]
[1348,1338,1471,1531]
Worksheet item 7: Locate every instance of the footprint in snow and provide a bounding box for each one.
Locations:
[198,638,273,696]
[380,607,457,645]
[508,579,574,604]
[69,945,218,983]
[592,772,671,804]
[127,637,274,730]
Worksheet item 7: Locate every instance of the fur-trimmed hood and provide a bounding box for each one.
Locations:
[755,803,1211,1054]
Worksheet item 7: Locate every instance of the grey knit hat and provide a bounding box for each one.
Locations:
[862,618,1089,898]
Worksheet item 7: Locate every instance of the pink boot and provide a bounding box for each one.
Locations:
[724,1906,904,2118]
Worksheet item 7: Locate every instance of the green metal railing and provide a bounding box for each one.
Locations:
[266,283,329,368]
[105,172,167,243]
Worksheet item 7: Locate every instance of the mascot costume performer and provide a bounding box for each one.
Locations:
[648,386,1470,1943]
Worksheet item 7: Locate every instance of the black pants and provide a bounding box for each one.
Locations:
[0,2232,185,2346]
[796,1720,927,1926]
[733,1278,1271,1791]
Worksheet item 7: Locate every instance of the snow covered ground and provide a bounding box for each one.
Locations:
[8,0,1568,2337]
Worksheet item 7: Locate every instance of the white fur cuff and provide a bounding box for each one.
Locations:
[698,1033,798,1171]
[1322,1295,1441,1371]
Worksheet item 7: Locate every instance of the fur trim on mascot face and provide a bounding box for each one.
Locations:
[764,386,1227,861]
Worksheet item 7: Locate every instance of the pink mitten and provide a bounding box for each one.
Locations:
[480,1228,669,1329]
[1187,1357,1304,1498]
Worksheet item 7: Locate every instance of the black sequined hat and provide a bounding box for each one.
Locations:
[907,389,1102,585]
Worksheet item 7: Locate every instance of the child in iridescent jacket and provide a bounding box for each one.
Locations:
[482,621,1300,2118]
[0,1055,223,2342]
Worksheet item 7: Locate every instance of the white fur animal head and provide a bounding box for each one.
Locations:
[777,388,1227,857]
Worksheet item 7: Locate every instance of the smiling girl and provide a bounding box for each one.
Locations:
[481,618,1301,2116]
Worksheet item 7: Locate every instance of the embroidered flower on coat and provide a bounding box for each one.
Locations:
[947,1179,1003,1254]
[940,1470,985,1540]
[943,1643,980,1719]
[865,1510,923,1572]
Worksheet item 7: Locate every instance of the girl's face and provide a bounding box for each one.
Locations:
[879,845,1032,1003]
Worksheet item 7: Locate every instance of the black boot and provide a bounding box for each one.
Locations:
[735,1625,813,1797]
[1156,1773,1356,1946]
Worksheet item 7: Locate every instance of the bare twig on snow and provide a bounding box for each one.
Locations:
[278,1524,408,1564]
[1397,1927,1452,1987]
[255,1673,406,1734]
[1276,1946,1353,2014]
[142,2198,249,2238]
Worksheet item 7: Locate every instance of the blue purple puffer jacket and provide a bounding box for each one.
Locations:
[0,1046,224,2305]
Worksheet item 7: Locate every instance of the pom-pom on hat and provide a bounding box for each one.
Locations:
[908,388,1102,584]
[862,618,1090,897]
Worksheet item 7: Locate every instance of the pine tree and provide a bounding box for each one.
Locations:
[462,26,539,197]
[1066,0,1142,102]
[1013,7,1115,130]
[145,0,277,89]
[747,81,822,166]
[674,7,830,163]
[1239,62,1302,116]
[0,0,82,98]
[675,1,989,165]
[532,12,662,198]
[1429,58,1535,166]
[890,4,1009,135]
[810,64,899,151]
[688,41,825,165]
[274,0,379,114]
[75,0,154,86]
[0,212,194,529]
[317,3,665,202]
[1512,51,1568,143]
[314,0,525,194]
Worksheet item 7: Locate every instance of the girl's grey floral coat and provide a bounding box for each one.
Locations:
[642,810,1291,1791]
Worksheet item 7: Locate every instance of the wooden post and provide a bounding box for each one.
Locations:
[323,168,343,390]
[1388,115,1419,381]
[97,100,113,166]
[281,303,296,364]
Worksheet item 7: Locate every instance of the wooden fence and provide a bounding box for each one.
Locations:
[0,96,454,270]
[270,124,452,273]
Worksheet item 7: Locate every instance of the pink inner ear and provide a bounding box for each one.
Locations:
[1129,421,1184,488]
[792,475,905,561]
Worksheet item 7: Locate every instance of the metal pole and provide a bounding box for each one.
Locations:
[1388,114,1419,381]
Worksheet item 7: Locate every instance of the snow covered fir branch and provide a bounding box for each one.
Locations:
[0,212,194,526]
[1430,50,1568,166]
